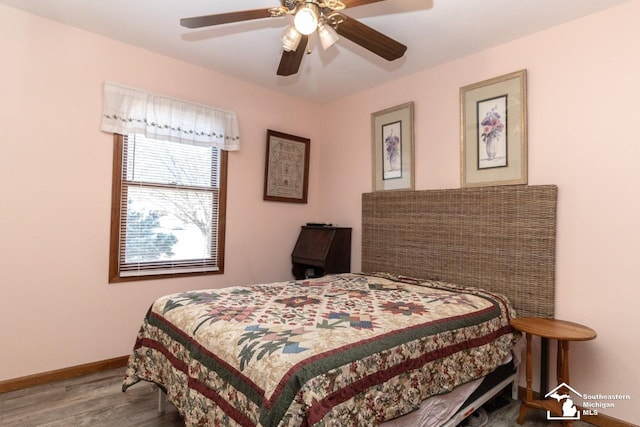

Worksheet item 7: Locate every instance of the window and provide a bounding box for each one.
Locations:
[109,134,227,282]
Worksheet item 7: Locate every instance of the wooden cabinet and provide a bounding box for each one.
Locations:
[291,226,351,279]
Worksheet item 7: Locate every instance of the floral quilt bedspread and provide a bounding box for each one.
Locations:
[123,273,518,427]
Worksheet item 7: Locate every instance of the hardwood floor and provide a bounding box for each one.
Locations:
[0,367,600,427]
[0,368,183,427]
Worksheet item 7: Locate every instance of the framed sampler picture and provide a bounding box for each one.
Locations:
[460,70,527,187]
[371,102,415,191]
[263,129,310,203]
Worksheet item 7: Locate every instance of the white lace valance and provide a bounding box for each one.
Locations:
[101,82,240,151]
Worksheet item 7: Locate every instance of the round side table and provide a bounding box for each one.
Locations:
[510,317,596,427]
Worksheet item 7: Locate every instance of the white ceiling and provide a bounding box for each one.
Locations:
[1,0,631,103]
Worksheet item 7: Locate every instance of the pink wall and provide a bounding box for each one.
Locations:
[2,1,639,424]
[320,2,640,423]
[0,4,324,381]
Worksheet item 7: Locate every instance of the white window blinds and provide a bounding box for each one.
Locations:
[115,134,223,278]
[101,82,240,151]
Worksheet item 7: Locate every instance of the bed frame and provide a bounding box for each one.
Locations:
[155,185,559,423]
[362,184,558,424]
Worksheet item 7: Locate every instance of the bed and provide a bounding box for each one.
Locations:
[123,185,558,426]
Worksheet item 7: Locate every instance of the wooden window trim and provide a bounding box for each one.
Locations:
[108,134,227,283]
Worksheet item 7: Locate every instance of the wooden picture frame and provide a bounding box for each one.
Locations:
[263,129,310,203]
[372,102,415,191]
[460,70,527,187]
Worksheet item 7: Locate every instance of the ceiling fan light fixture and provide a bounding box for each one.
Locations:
[281,25,302,51]
[294,3,319,35]
[318,23,339,49]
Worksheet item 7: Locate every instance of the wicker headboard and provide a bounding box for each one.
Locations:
[362,185,557,318]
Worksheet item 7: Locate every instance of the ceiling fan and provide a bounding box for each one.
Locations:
[180,0,407,76]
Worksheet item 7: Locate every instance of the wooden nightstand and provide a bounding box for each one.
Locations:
[510,317,596,427]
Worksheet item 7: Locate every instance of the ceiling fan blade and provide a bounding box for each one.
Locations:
[333,17,406,61]
[180,9,273,28]
[277,35,309,76]
[341,0,388,7]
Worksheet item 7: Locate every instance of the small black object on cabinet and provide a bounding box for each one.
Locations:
[291,225,351,279]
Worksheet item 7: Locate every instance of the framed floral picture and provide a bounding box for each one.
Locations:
[460,70,527,187]
[263,129,310,203]
[371,102,414,191]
